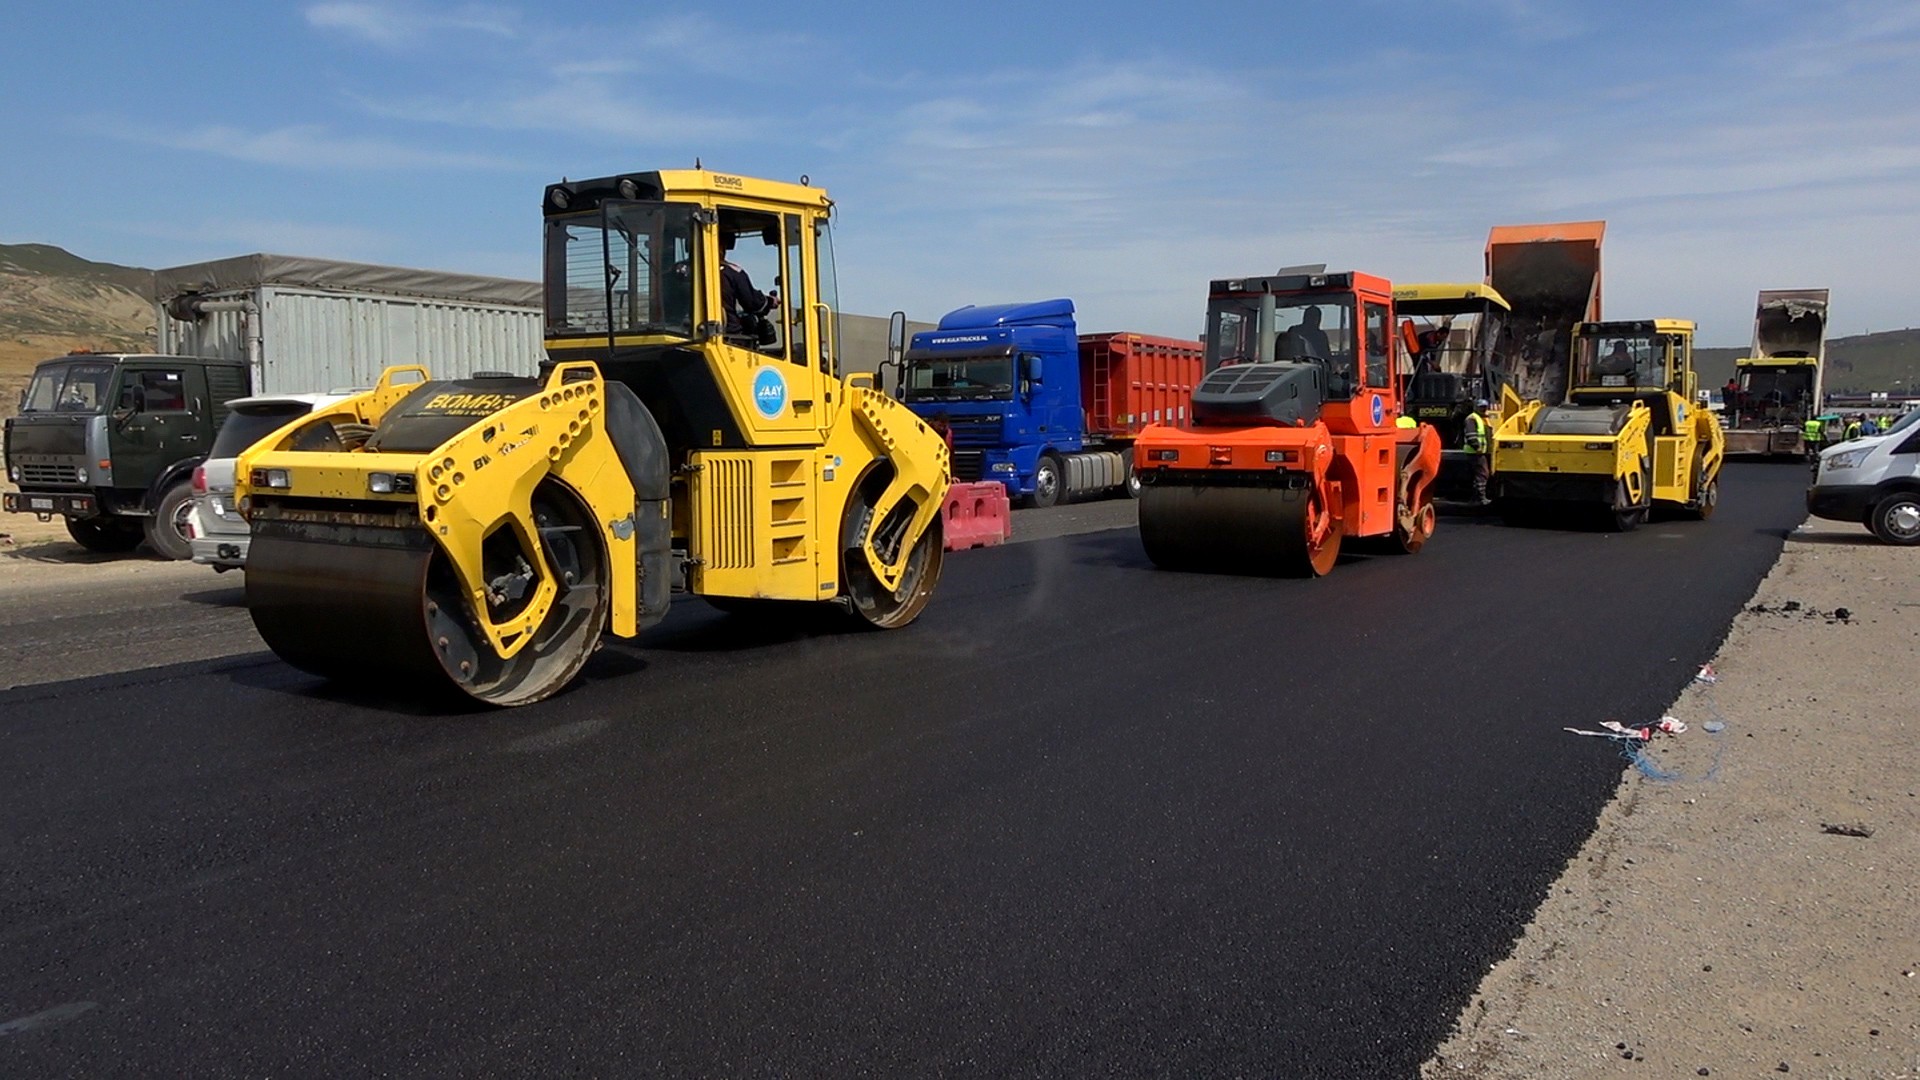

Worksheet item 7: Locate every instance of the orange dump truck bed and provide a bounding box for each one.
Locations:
[1486,221,1605,404]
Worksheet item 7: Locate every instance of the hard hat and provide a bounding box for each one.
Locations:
[1475,398,1490,408]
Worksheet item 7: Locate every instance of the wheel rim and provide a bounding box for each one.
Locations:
[1035,463,1059,503]
[1889,501,1920,540]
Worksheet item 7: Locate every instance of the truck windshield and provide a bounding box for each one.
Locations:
[21,360,117,414]
[545,202,697,339]
[209,402,317,459]
[1576,333,1667,390]
[903,357,1014,402]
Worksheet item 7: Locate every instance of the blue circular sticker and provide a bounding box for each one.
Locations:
[752,366,786,418]
[1370,393,1384,427]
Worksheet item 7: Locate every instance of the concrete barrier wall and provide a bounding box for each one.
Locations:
[839,313,936,382]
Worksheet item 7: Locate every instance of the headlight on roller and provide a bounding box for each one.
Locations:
[251,468,292,489]
[367,472,416,495]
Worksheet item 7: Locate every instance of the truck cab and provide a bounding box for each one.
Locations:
[4,351,249,556]
[900,300,1085,507]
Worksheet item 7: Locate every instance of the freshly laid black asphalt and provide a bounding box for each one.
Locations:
[0,464,1810,1077]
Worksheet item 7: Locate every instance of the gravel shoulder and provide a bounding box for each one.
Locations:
[1425,516,1920,1079]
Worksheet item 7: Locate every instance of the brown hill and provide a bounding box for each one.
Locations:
[0,243,154,419]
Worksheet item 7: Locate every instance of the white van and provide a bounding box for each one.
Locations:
[1807,408,1920,545]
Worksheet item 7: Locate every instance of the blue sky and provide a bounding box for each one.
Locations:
[2,0,1916,344]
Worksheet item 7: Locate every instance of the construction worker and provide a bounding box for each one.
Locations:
[1464,398,1493,505]
[1803,415,1824,449]
[1845,415,1863,441]
[1395,413,1418,430]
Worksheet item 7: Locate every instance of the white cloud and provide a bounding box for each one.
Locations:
[94,120,518,171]
[305,2,518,49]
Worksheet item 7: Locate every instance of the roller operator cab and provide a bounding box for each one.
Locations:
[232,170,951,706]
[1133,270,1442,576]
[1395,283,1517,500]
[1491,319,1724,531]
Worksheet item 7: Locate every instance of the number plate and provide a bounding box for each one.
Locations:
[29,497,54,510]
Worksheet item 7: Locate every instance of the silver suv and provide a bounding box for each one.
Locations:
[187,393,356,571]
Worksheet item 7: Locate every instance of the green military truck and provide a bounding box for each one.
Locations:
[4,352,249,556]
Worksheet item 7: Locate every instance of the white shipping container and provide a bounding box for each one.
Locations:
[154,254,545,394]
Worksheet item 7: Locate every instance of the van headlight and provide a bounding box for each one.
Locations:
[1827,448,1869,471]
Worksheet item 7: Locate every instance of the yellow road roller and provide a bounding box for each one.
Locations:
[1491,318,1723,530]
[233,170,950,705]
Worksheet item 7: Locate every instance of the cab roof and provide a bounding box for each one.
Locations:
[1391,282,1511,312]
[543,170,833,214]
[937,298,1075,330]
[1209,270,1391,297]
[1577,318,1696,335]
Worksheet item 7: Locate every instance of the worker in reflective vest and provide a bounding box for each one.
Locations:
[1464,399,1492,505]
[1395,413,1418,430]
[1845,416,1863,441]
[1803,416,1823,448]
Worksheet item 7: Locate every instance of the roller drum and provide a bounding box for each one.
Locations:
[1138,483,1339,577]
[245,487,610,707]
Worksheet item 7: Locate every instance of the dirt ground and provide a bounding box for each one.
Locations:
[1425,517,1920,1079]
[0,497,198,589]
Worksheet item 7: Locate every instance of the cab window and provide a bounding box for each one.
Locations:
[124,370,187,412]
[1364,303,1391,388]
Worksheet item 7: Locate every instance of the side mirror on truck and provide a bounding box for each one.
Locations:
[1027,354,1044,384]
[884,310,907,395]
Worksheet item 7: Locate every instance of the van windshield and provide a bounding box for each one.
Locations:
[21,360,116,414]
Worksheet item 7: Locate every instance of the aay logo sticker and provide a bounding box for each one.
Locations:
[752,366,787,418]
[1370,393,1384,427]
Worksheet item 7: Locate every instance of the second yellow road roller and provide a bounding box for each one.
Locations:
[233,170,950,705]
[1491,318,1724,530]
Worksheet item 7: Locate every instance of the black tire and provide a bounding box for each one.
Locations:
[1122,448,1141,500]
[1028,453,1065,509]
[1608,459,1650,533]
[143,482,195,561]
[1869,491,1920,546]
[1682,448,1718,521]
[65,516,144,554]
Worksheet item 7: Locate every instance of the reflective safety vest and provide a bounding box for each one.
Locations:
[1803,419,1823,442]
[1845,421,1862,440]
[1395,414,1418,429]
[1463,412,1490,454]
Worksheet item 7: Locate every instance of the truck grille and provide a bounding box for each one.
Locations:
[951,451,985,482]
[19,462,85,485]
[947,415,1003,448]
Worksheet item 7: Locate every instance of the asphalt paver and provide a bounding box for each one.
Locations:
[0,463,1810,1076]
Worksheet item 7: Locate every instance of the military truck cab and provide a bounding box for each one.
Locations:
[4,351,247,556]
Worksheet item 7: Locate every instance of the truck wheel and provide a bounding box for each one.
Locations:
[66,517,143,554]
[1028,453,1065,509]
[144,482,195,561]
[1869,492,1920,546]
[1122,448,1141,500]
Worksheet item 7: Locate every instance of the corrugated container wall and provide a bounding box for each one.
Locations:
[159,288,544,394]
[153,254,545,395]
[1079,333,1206,438]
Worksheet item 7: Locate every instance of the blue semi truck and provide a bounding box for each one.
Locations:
[898,299,1203,507]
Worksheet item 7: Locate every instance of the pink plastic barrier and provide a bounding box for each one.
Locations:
[943,481,1012,551]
